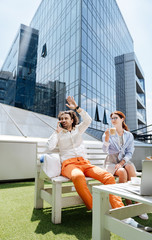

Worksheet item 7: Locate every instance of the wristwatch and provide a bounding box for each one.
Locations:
[75,105,80,110]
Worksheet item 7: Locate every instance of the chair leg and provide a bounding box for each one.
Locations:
[34,170,44,209]
[52,182,62,224]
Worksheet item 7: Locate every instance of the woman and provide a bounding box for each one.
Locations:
[102,111,136,182]
[102,110,148,220]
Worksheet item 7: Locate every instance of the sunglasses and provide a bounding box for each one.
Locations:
[111,117,118,120]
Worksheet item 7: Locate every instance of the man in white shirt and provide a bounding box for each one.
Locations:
[48,96,124,210]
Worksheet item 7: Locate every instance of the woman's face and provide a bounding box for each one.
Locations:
[111,113,124,127]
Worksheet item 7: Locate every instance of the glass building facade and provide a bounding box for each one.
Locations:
[3,0,146,137]
[30,0,134,132]
[1,24,38,110]
[0,71,14,104]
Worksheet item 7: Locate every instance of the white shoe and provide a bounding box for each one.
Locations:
[122,218,133,224]
[138,213,149,220]
[122,218,143,228]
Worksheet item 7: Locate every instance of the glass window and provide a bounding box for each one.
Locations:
[70,34,76,53]
[41,43,47,58]
[87,67,92,86]
[81,61,86,81]
[66,12,70,29]
[93,16,97,32]
[97,75,101,92]
[92,71,96,89]
[87,37,92,55]
[82,51,87,63]
[60,45,64,61]
[71,4,77,23]
[98,105,104,122]
[65,41,70,57]
[82,30,87,50]
[81,85,86,96]
[94,104,101,122]
[88,9,92,26]
[93,43,97,61]
[70,64,75,82]
[76,61,79,80]
[82,1,87,20]
[64,68,69,85]
[101,79,104,95]
[87,89,91,98]
[81,95,86,111]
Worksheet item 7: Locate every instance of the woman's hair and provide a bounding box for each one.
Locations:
[110,111,129,131]
[58,110,79,128]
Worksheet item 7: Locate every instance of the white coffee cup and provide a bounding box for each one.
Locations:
[110,127,116,135]
[131,177,141,185]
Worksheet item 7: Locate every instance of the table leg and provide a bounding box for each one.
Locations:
[92,190,110,240]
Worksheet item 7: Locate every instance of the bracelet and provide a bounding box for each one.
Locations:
[75,105,80,110]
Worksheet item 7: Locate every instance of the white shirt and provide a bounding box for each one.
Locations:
[47,109,92,163]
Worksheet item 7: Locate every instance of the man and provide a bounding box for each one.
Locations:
[48,96,124,210]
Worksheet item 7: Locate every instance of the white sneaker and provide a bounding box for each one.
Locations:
[144,226,152,232]
[122,218,144,228]
[138,213,149,220]
[122,218,132,224]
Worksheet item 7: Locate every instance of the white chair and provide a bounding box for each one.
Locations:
[34,140,107,224]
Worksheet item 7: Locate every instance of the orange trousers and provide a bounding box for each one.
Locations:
[61,157,124,210]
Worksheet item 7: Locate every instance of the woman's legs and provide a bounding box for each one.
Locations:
[115,168,128,183]
[124,164,148,219]
[124,164,136,181]
[115,165,136,205]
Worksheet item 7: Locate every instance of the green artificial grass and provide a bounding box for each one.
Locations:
[0,182,151,240]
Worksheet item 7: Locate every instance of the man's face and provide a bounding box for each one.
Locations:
[60,113,73,130]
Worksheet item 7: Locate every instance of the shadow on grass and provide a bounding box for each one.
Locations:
[0,181,35,189]
[134,214,152,228]
[31,205,92,239]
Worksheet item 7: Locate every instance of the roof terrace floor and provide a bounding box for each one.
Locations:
[0,181,152,240]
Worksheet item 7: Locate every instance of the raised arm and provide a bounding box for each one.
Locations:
[66,96,82,113]
[66,96,92,133]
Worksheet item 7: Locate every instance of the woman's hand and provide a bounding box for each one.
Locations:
[66,96,77,110]
[115,163,122,169]
[115,160,125,169]
[105,128,110,142]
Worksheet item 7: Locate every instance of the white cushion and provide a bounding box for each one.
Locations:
[41,154,61,178]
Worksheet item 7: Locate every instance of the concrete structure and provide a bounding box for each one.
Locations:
[0,103,96,182]
[0,103,151,181]
[115,52,147,133]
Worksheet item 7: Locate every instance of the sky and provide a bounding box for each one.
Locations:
[0,0,151,126]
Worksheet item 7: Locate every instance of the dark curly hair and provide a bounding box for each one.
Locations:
[58,110,79,128]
